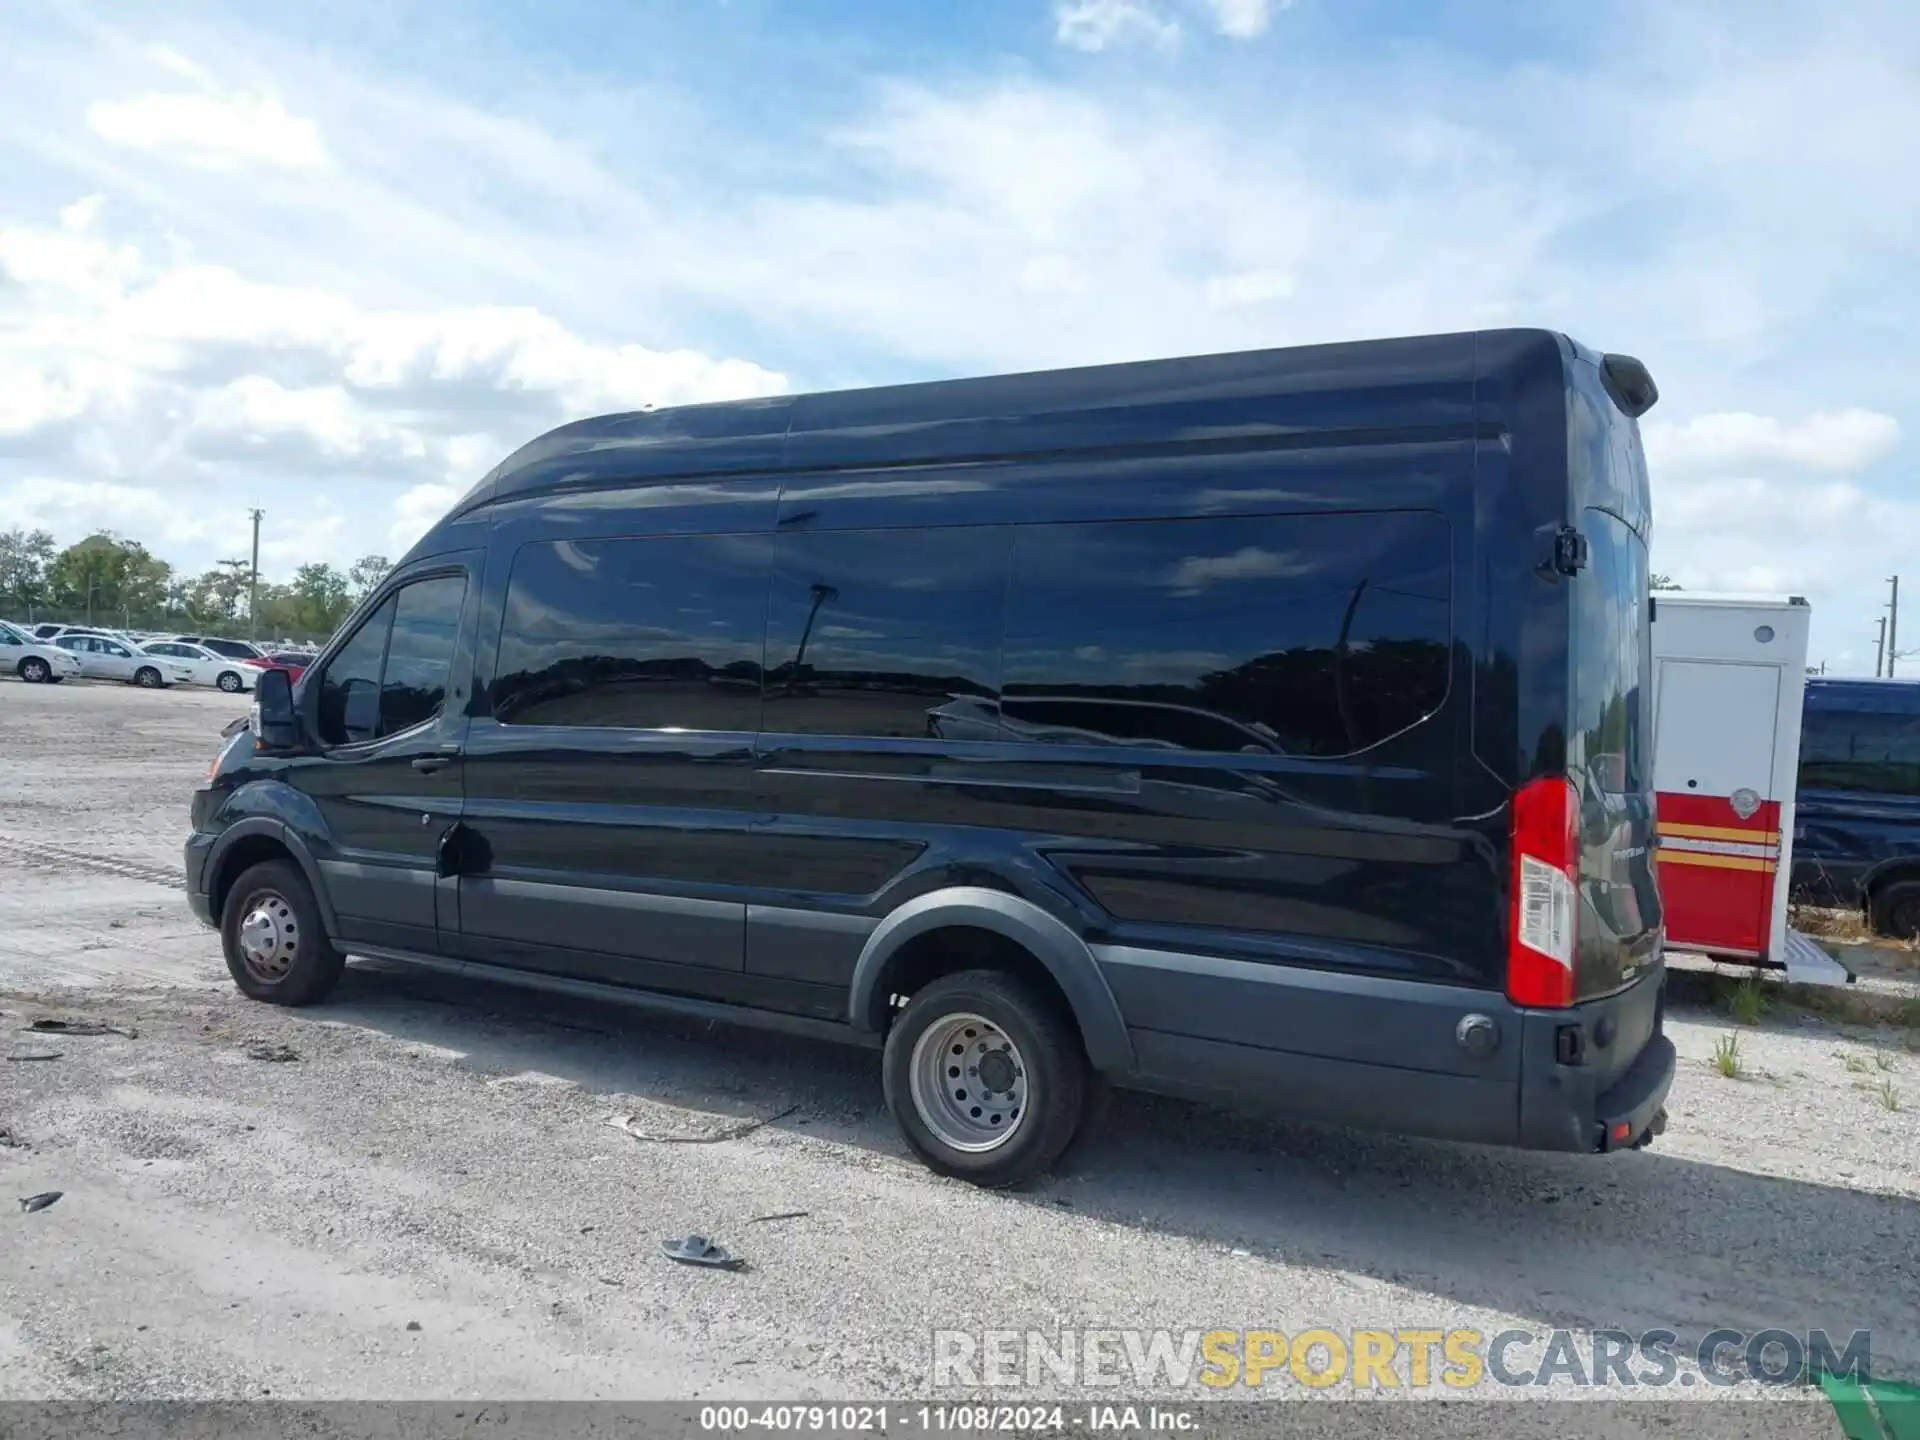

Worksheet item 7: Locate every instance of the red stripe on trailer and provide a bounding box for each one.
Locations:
[1655,791,1781,835]
[1655,791,1777,957]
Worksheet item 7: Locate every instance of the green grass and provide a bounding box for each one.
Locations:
[1712,1032,1743,1079]
[1729,975,1770,1026]
[1875,1077,1901,1112]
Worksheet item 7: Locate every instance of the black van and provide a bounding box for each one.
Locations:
[1791,677,1920,938]
[186,328,1673,1186]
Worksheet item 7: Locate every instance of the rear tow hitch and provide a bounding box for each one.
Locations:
[1630,1107,1669,1150]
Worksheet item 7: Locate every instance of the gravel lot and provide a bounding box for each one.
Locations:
[1,677,1915,1423]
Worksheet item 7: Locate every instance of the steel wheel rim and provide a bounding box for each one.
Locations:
[237,890,300,984]
[23,659,48,682]
[137,668,159,688]
[218,672,241,692]
[908,1011,1030,1153]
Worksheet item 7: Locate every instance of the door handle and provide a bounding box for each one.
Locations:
[412,756,452,774]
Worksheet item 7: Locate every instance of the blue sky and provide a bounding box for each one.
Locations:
[2,0,1916,670]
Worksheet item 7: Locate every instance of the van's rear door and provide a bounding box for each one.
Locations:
[1570,508,1663,1000]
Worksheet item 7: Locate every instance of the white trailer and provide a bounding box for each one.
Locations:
[1650,591,1850,986]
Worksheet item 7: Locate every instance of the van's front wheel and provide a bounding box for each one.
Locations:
[883,970,1086,1188]
[220,859,344,1006]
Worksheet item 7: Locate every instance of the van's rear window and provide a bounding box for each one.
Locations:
[1571,509,1650,793]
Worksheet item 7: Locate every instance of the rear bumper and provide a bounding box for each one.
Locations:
[1517,967,1675,1153]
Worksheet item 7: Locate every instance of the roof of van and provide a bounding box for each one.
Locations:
[1805,676,1920,713]
[447,326,1595,520]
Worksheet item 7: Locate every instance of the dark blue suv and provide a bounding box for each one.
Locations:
[1792,677,1920,938]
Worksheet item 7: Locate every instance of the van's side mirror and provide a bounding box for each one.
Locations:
[253,667,301,751]
[343,680,380,744]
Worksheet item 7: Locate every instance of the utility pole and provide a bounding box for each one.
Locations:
[248,508,264,640]
[1889,575,1901,678]
[1876,616,1887,678]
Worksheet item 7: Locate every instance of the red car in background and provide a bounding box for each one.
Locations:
[245,651,316,687]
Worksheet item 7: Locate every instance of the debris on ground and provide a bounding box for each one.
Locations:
[659,1235,744,1271]
[28,1017,137,1039]
[6,1052,61,1063]
[19,1192,62,1213]
[606,1103,798,1145]
[245,1043,300,1063]
[0,1127,27,1150]
[405,1321,422,1332]
[747,1210,810,1225]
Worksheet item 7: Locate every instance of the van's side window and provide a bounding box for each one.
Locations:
[315,573,467,746]
[493,535,771,731]
[1800,710,1920,796]
[317,596,395,747]
[381,576,467,737]
[764,526,1012,739]
[1002,511,1451,757]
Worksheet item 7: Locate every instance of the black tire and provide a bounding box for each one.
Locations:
[220,859,345,1006]
[1869,879,1920,941]
[134,666,163,689]
[883,969,1087,1189]
[216,670,244,693]
[18,657,50,684]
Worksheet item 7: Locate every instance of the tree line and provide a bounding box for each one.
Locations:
[0,528,391,643]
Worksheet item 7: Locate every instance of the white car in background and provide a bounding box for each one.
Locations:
[0,620,84,683]
[52,633,194,688]
[137,639,257,693]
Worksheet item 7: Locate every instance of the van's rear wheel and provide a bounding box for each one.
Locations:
[883,970,1086,1188]
[1869,880,1920,941]
[220,859,344,1006]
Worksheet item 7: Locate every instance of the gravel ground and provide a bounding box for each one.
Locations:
[1,677,1915,1425]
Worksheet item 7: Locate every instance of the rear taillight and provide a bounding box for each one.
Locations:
[1509,776,1577,1008]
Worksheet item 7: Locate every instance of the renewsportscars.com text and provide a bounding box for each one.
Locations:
[931,1327,1872,1391]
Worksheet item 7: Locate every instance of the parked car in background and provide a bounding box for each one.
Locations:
[0,619,84,683]
[139,640,258,693]
[1790,677,1920,938]
[53,633,193,688]
[170,635,267,662]
[246,650,316,686]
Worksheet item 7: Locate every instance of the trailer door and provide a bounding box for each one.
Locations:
[1653,658,1783,956]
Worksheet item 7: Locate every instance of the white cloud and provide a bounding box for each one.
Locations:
[86,87,328,170]
[0,202,786,574]
[389,481,465,558]
[1644,409,1901,480]
[1054,0,1181,52]
[1203,268,1296,309]
[1054,0,1287,49]
[1193,0,1287,39]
